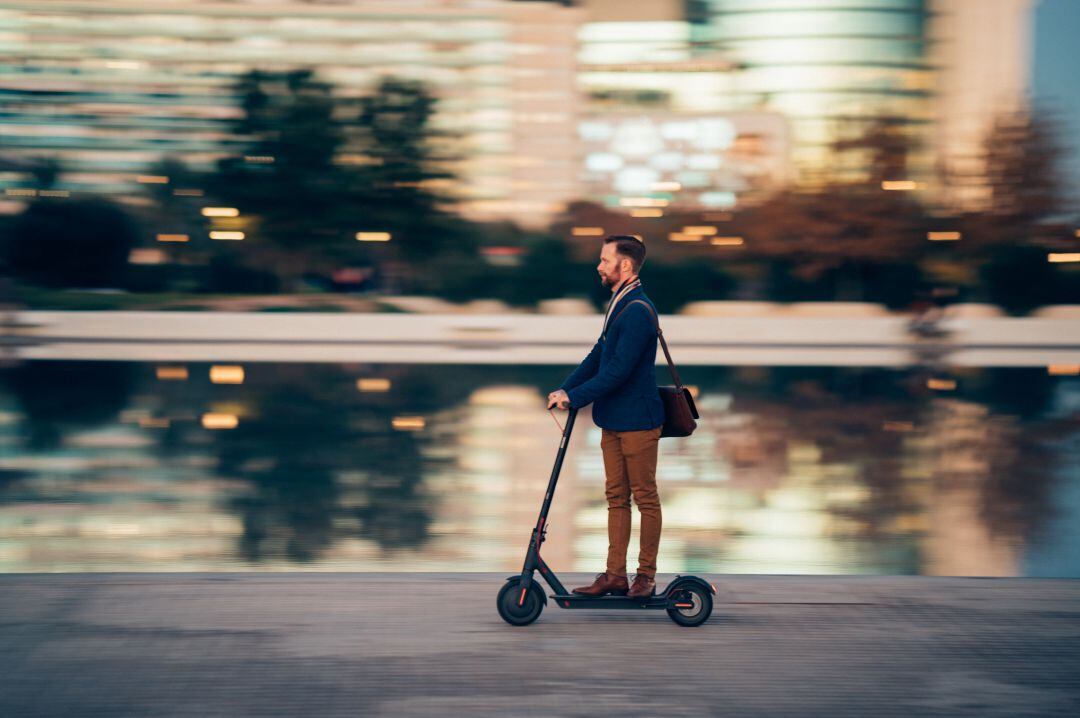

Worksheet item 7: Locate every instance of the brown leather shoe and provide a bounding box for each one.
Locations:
[571,572,629,596]
[627,574,656,599]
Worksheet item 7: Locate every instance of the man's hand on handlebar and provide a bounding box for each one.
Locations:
[547,389,570,411]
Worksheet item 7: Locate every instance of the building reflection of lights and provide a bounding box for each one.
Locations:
[0,365,1072,575]
[357,378,391,393]
[156,366,188,381]
[210,365,244,385]
[392,416,425,431]
[202,413,239,430]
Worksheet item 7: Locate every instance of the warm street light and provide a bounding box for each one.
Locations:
[356,232,392,242]
[202,207,240,217]
[210,231,244,240]
[927,231,961,241]
[392,416,425,431]
[1048,253,1080,263]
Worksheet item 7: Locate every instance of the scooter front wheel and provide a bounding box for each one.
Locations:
[497,578,544,626]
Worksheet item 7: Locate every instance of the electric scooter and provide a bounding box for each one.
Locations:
[496,407,716,627]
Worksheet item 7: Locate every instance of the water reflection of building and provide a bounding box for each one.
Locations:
[0,0,582,227]
[1,362,1071,576]
[428,385,583,571]
[0,415,248,571]
[919,398,1022,576]
[703,393,923,575]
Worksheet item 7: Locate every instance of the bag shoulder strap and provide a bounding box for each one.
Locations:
[609,299,684,389]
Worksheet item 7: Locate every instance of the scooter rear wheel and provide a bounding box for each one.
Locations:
[666,583,713,627]
[497,578,544,626]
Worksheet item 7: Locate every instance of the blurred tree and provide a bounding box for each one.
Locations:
[980,244,1061,315]
[208,71,474,292]
[741,187,925,300]
[211,69,349,288]
[4,196,138,289]
[348,76,478,283]
[985,111,1068,227]
[967,111,1076,312]
[737,118,927,302]
[831,117,913,188]
[30,157,61,190]
[2,362,134,449]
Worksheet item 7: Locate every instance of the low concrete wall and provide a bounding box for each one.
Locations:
[8,310,1080,366]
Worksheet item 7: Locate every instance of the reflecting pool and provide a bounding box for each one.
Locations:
[1,361,1078,576]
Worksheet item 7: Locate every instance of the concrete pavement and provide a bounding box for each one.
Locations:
[2,573,1078,717]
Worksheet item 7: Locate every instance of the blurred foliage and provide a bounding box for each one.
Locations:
[3,75,1078,314]
[2,362,135,448]
[4,197,137,289]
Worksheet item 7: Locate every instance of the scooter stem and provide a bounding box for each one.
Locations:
[539,406,576,523]
[517,407,577,595]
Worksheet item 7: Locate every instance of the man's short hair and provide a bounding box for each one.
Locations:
[603,234,646,272]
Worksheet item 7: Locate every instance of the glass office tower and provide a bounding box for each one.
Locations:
[0,0,581,226]
[694,0,935,185]
[577,18,791,211]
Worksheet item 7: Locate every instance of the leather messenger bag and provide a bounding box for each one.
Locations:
[612,300,699,438]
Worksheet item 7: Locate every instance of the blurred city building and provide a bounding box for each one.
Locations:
[0,0,1045,226]
[691,0,937,188]
[581,0,1037,210]
[577,1,792,211]
[931,0,1036,210]
[0,0,582,227]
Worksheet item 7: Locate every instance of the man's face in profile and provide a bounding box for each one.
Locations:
[597,243,626,288]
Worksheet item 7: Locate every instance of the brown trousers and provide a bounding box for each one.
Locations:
[600,425,663,579]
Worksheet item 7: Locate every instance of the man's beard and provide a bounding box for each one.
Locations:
[600,272,618,288]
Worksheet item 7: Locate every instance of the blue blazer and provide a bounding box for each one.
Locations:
[560,286,665,432]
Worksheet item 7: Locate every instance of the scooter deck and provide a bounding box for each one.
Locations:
[549,593,690,610]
